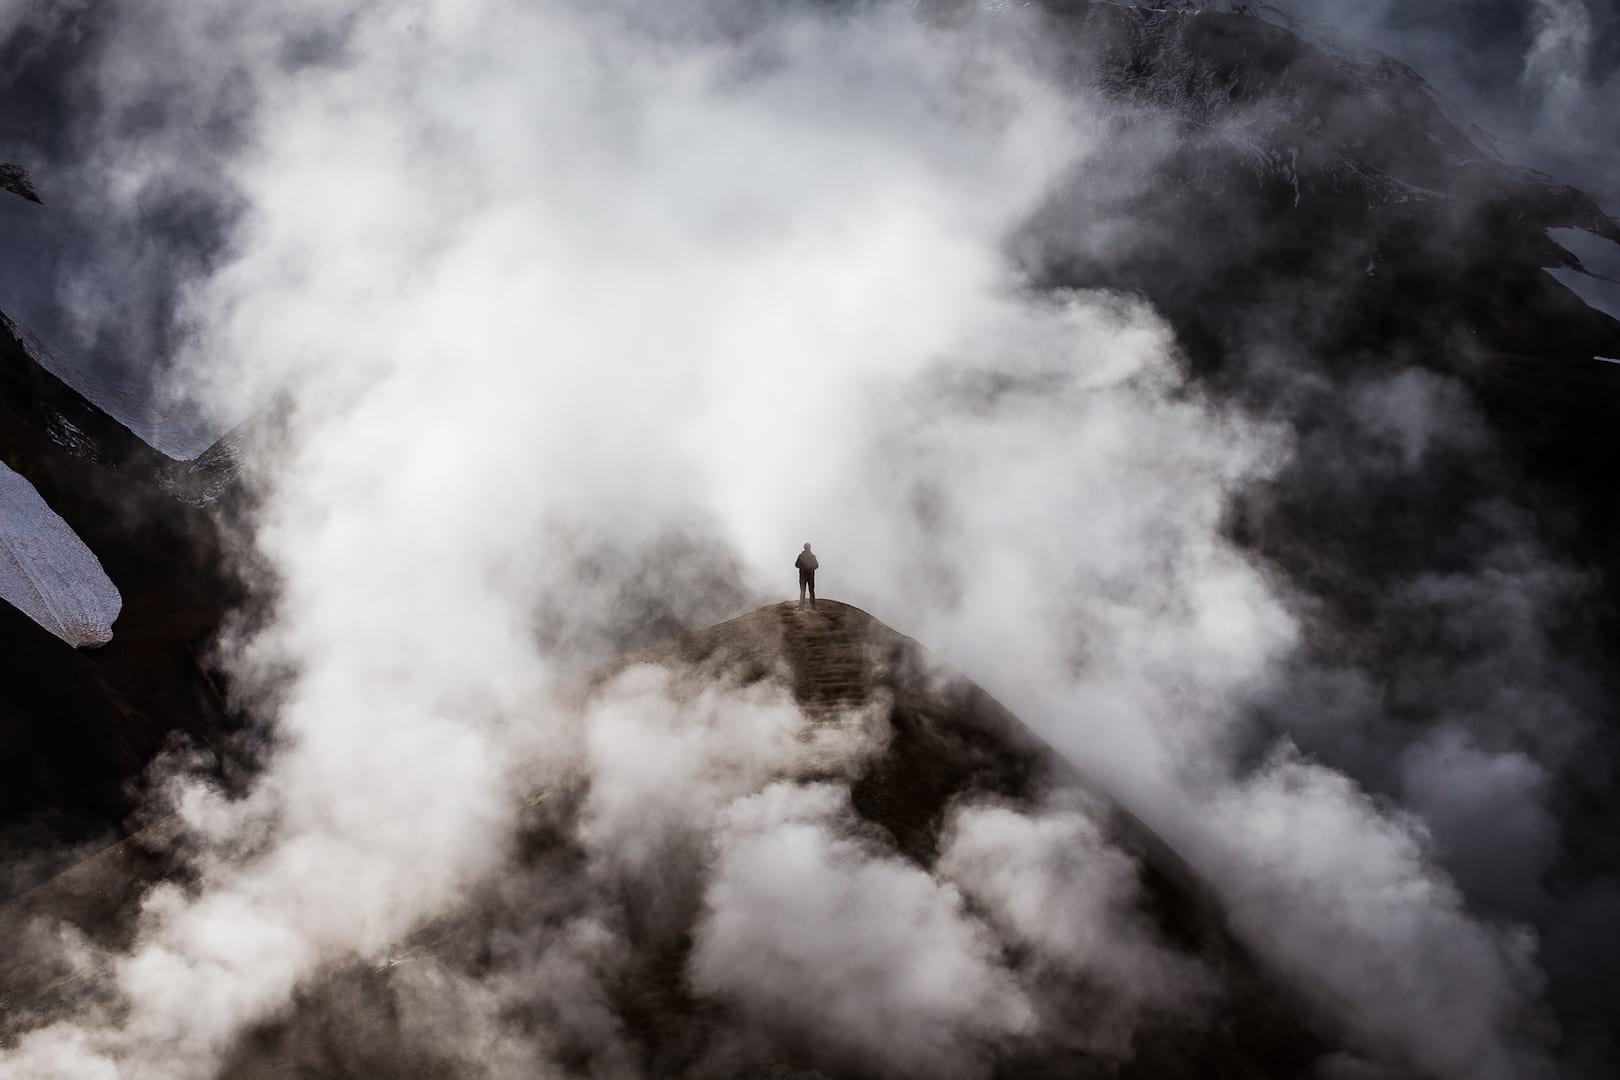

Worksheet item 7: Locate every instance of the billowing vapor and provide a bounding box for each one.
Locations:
[0,1,1581,1078]
[1524,0,1595,112]
[693,782,1034,1079]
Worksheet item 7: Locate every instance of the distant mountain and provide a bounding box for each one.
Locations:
[1028,1,1620,364]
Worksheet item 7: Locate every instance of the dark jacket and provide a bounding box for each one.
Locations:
[795,552,819,573]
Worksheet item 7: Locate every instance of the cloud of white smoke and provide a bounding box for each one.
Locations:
[1203,746,1552,1080]
[939,797,1207,1003]
[0,1,1567,1078]
[691,782,1034,1079]
[1523,0,1596,122]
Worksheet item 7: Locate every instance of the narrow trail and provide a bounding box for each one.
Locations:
[773,600,874,712]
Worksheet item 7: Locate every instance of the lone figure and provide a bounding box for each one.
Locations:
[795,543,819,609]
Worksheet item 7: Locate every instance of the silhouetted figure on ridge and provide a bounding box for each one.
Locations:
[796,543,819,609]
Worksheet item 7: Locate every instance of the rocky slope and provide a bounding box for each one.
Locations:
[0,310,240,837]
[6,602,1360,1079]
[0,163,41,204]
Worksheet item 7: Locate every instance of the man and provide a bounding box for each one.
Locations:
[795,543,819,609]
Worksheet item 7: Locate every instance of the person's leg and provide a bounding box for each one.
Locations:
[799,575,806,606]
[808,572,816,607]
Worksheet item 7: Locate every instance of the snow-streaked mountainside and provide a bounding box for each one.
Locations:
[0,162,41,203]
[0,181,244,503]
[0,188,219,460]
[1076,1,1527,205]
[1549,227,1620,280]
[1545,267,1620,327]
[0,462,120,646]
[1012,1,1620,396]
[1546,227,1620,330]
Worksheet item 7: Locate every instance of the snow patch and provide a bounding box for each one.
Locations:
[0,464,122,647]
[1547,227,1620,282]
[1543,267,1620,323]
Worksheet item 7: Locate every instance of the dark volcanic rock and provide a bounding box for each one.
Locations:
[1028,2,1620,367]
[0,163,42,204]
[0,313,239,854]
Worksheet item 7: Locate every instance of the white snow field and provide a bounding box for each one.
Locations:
[0,463,122,646]
[1548,227,1620,282]
[1545,267,1620,325]
[1544,227,1620,330]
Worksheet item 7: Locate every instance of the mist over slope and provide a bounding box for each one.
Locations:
[9,602,1345,1078]
[2,1,1618,1078]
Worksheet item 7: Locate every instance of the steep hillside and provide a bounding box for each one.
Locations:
[0,315,239,837]
[6,602,1369,1079]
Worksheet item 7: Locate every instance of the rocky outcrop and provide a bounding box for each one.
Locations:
[0,163,42,204]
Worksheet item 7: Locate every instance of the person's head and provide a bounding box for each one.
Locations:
[803,542,812,551]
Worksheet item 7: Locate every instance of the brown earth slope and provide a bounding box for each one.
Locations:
[6,601,1351,1079]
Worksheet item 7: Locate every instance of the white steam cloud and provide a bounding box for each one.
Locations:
[692,782,1033,1079]
[1523,0,1596,123]
[938,798,1208,1016]
[0,2,1565,1078]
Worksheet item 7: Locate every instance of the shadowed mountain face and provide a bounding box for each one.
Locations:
[0,167,247,833]
[0,314,240,841]
[1029,2,1620,365]
[5,601,1344,1079]
[1013,22,1620,1060]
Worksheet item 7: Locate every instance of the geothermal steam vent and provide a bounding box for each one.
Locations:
[9,600,1336,1078]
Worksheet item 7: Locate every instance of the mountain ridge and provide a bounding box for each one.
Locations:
[4,598,1344,1079]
